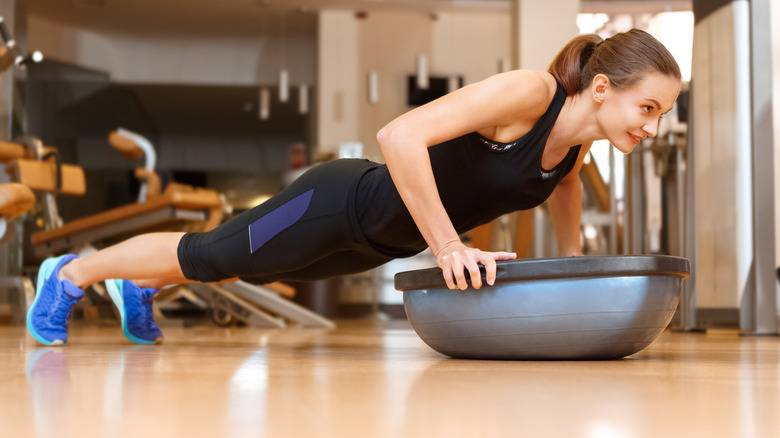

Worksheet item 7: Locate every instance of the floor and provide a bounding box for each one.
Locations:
[1,319,779,438]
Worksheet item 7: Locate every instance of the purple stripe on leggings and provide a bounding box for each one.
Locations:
[248,189,314,254]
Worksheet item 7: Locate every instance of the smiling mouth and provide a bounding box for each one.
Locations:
[628,133,644,145]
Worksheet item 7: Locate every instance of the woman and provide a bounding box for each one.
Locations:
[27,28,681,346]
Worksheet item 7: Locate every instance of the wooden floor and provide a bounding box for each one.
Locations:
[1,319,779,438]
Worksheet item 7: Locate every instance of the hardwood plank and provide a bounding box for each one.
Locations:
[1,322,779,437]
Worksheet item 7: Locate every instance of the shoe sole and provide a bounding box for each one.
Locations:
[105,279,163,345]
[27,256,69,346]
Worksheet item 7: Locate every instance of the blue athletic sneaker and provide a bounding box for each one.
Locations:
[105,279,163,345]
[27,254,84,346]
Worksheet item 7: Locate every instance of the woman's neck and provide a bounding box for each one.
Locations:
[549,93,604,149]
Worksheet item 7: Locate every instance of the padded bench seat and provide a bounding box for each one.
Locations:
[31,187,223,258]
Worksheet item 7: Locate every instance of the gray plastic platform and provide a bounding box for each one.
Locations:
[394,255,691,360]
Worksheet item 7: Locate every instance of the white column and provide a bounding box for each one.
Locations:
[511,0,579,258]
[510,0,579,70]
[692,1,754,315]
[317,11,360,156]
[772,0,780,272]
[750,0,778,333]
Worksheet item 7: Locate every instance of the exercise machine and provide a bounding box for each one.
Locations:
[16,129,333,328]
[0,142,35,324]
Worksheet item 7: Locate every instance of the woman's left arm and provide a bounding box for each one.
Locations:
[546,142,593,257]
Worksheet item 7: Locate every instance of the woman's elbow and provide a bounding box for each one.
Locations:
[377,122,406,154]
[376,125,392,148]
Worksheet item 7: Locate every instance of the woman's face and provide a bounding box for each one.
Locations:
[597,72,681,153]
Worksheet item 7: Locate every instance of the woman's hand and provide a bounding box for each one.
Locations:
[435,240,517,290]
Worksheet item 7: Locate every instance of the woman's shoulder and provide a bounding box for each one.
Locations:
[508,70,557,103]
[482,70,557,120]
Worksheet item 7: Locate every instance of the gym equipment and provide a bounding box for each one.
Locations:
[17,129,333,329]
[29,129,224,256]
[0,143,39,324]
[0,17,43,74]
[0,181,34,245]
[394,255,690,360]
[188,281,335,329]
[0,19,44,325]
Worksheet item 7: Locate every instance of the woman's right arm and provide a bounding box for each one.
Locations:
[376,70,554,289]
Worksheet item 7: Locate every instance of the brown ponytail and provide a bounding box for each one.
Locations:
[548,34,603,95]
[548,28,681,95]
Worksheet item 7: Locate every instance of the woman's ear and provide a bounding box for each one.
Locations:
[591,74,611,103]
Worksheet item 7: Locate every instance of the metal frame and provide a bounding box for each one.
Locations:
[224,281,335,328]
[679,81,700,331]
[0,276,34,325]
[188,283,287,329]
[189,281,335,329]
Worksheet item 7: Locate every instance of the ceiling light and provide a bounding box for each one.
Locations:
[279,69,289,103]
[368,71,379,104]
[299,84,309,115]
[416,54,429,90]
[259,88,270,120]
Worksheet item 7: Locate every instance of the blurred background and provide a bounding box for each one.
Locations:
[0,0,778,333]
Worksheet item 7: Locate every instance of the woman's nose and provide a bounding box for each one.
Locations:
[643,118,659,138]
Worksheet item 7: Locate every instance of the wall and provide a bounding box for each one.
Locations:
[28,15,316,86]
[27,14,318,214]
[317,11,360,158]
[31,9,513,163]
[357,11,431,162]
[318,10,510,160]
[512,0,579,70]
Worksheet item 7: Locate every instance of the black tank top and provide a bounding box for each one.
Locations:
[356,82,581,257]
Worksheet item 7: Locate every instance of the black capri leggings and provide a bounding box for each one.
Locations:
[177,159,394,284]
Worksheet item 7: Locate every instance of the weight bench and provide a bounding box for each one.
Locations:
[22,130,224,258]
[29,183,224,258]
[13,130,333,329]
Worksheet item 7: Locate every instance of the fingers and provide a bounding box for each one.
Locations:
[463,256,482,290]
[448,252,477,290]
[437,245,516,290]
[441,264,456,290]
[437,244,471,290]
[455,267,469,290]
[482,256,497,286]
[436,242,465,290]
[438,252,485,290]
